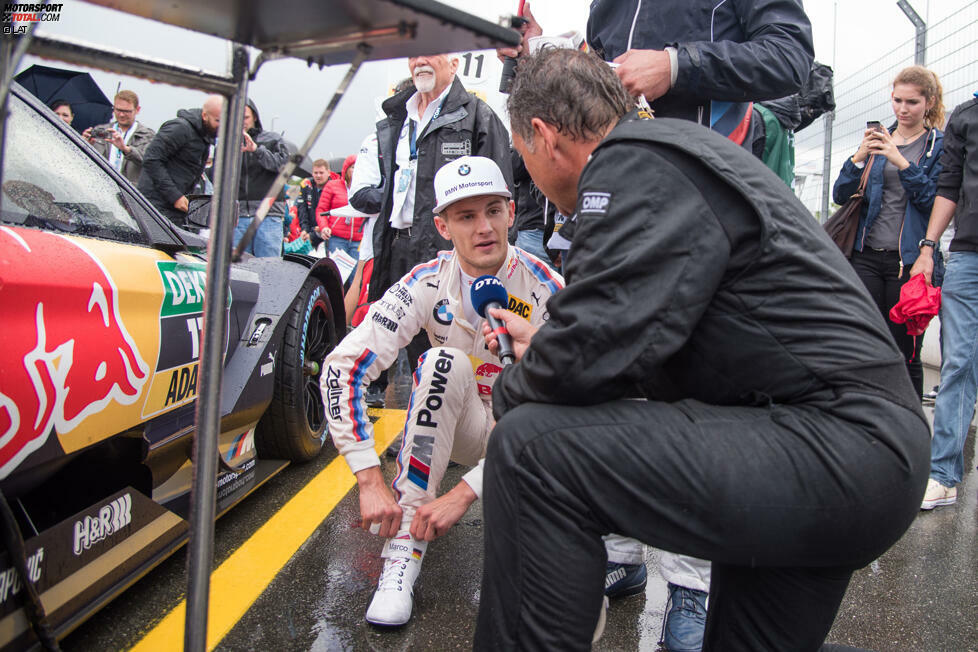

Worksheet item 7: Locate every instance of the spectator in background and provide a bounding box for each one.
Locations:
[834,66,946,400]
[83,90,156,185]
[349,53,512,374]
[296,159,335,249]
[316,154,363,260]
[510,146,554,268]
[50,99,72,126]
[909,92,978,510]
[137,95,222,227]
[500,0,814,146]
[750,95,802,187]
[232,99,295,258]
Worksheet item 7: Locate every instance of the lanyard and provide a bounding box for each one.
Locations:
[409,119,418,161]
[408,99,446,161]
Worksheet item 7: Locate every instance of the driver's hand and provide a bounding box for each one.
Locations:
[174,196,190,212]
[355,466,402,538]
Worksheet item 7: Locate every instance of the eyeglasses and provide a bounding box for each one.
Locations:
[113,107,135,115]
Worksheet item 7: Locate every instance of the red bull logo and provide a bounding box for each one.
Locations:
[0,227,149,479]
[475,362,502,380]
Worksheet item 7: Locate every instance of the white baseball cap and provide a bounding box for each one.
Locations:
[432,155,511,214]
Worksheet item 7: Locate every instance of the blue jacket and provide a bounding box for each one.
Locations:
[587,0,814,135]
[832,127,944,279]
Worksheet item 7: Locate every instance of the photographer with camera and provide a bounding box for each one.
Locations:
[84,90,155,185]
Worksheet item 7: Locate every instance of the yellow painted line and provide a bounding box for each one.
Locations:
[130,408,406,651]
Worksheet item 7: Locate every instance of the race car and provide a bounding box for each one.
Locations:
[0,84,346,649]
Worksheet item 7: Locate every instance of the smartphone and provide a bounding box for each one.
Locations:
[866,121,883,133]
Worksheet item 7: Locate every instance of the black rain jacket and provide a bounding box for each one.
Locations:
[587,0,814,127]
[493,114,925,446]
[137,108,214,223]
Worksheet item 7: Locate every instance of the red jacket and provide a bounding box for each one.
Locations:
[316,155,364,241]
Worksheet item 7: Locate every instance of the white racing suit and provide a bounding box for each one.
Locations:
[322,246,563,558]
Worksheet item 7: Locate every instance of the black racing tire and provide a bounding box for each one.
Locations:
[256,277,336,462]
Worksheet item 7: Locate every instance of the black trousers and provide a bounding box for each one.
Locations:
[474,394,929,651]
[850,248,925,396]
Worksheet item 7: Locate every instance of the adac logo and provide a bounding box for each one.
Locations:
[433,298,454,325]
[458,164,471,176]
[0,228,149,480]
[507,294,533,320]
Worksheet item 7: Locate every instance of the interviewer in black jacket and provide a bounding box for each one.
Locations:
[474,48,929,652]
[137,96,222,226]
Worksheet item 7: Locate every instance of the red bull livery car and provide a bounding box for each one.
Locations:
[0,85,346,648]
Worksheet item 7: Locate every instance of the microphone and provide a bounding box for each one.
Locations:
[471,275,515,365]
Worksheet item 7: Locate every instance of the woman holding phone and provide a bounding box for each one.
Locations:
[832,65,946,397]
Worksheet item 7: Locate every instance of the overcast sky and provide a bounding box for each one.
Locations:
[16,0,970,161]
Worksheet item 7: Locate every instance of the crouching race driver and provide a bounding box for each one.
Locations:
[320,156,565,625]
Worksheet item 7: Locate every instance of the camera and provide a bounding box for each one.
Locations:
[91,126,110,139]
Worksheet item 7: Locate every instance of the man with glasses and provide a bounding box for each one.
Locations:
[84,90,156,185]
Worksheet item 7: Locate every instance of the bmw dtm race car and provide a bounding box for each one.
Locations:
[0,83,346,649]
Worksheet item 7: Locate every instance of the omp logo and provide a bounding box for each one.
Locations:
[73,493,132,556]
[0,547,43,603]
[581,192,611,215]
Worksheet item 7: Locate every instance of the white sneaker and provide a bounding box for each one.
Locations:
[365,556,422,626]
[921,478,957,510]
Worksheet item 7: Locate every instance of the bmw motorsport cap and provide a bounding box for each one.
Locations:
[433,155,511,214]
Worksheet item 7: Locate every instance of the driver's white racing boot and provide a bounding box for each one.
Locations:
[365,537,425,626]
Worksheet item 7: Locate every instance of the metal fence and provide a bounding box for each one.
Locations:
[794,2,978,219]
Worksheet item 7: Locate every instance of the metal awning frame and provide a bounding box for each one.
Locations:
[0,2,518,650]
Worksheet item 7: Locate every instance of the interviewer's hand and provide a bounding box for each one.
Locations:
[410,481,477,542]
[355,466,402,538]
[496,2,542,60]
[482,307,536,362]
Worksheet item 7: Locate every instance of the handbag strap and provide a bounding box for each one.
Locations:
[855,154,875,195]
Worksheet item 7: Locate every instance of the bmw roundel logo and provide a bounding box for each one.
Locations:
[458,164,471,176]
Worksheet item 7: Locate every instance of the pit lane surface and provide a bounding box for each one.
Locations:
[62,367,978,651]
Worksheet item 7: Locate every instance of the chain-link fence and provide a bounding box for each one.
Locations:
[794,2,978,219]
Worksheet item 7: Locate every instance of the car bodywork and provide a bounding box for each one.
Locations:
[0,84,345,648]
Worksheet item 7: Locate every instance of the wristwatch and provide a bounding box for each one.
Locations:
[918,238,938,250]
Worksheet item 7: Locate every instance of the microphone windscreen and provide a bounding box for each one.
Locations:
[471,275,510,318]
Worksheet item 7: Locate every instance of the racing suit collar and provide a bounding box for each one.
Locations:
[444,245,517,328]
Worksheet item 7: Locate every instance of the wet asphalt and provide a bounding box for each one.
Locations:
[64,366,977,651]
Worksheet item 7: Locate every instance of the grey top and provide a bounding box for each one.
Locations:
[866,134,929,250]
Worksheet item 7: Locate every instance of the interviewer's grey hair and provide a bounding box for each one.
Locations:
[507,48,634,146]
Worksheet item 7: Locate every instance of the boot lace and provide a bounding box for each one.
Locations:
[377,558,409,592]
